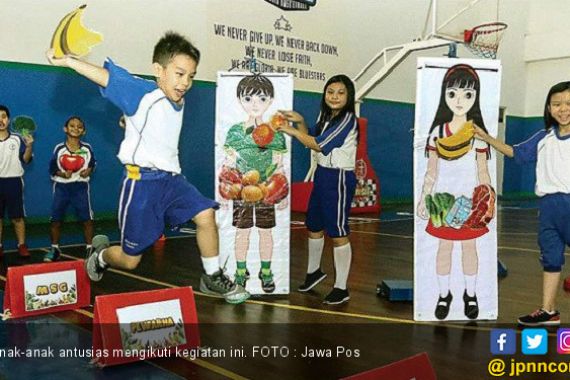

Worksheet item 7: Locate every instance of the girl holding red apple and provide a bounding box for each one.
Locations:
[279,74,358,305]
[45,116,96,262]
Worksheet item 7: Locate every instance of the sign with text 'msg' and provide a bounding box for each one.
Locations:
[3,260,90,319]
[92,287,199,367]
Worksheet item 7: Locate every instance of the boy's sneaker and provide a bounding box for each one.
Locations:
[43,247,62,262]
[234,269,250,288]
[323,287,350,305]
[200,269,250,304]
[85,235,110,281]
[258,270,276,293]
[518,308,560,326]
[298,269,327,292]
[18,244,30,258]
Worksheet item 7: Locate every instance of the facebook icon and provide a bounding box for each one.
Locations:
[491,329,516,355]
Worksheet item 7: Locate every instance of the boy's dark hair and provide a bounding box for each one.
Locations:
[316,74,355,134]
[153,31,200,66]
[64,116,85,129]
[0,104,10,118]
[544,81,570,130]
[236,74,274,98]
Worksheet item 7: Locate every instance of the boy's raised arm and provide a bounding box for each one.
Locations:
[46,49,109,88]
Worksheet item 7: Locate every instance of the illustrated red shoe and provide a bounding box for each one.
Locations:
[18,244,30,257]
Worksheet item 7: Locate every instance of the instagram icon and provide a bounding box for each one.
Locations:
[557,329,570,354]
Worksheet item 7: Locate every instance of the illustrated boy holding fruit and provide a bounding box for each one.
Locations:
[221,74,289,293]
[45,116,96,262]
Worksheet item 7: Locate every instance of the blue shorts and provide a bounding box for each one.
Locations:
[306,165,356,238]
[51,182,93,222]
[538,193,570,272]
[118,168,218,255]
[0,177,25,219]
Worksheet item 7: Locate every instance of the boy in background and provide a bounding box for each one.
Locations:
[45,116,95,262]
[0,104,33,258]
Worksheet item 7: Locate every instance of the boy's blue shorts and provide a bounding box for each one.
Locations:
[306,165,356,238]
[51,182,93,222]
[118,167,218,255]
[0,177,25,219]
[538,193,570,272]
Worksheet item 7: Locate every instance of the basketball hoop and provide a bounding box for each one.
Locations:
[463,22,507,59]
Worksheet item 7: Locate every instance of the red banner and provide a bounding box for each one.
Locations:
[2,260,90,319]
[92,287,200,367]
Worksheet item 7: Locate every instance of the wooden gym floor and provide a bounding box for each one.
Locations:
[1,202,569,379]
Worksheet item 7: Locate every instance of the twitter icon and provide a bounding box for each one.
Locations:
[522,329,548,355]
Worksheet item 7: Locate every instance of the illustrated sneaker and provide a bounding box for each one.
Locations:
[18,244,30,258]
[518,308,560,326]
[258,270,276,293]
[435,291,453,320]
[463,290,479,319]
[323,287,350,305]
[43,247,62,262]
[234,269,250,288]
[85,235,110,281]
[298,269,327,292]
[200,268,250,304]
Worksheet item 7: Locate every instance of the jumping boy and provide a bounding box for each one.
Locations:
[223,74,287,292]
[44,116,95,262]
[46,32,250,304]
[0,104,33,258]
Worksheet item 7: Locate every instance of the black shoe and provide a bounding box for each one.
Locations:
[463,290,479,319]
[518,308,560,326]
[258,270,276,293]
[435,291,453,320]
[323,288,350,305]
[298,269,327,292]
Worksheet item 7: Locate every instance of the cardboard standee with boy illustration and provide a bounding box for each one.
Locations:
[215,72,293,295]
[413,58,501,322]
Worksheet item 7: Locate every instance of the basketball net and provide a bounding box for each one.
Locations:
[463,22,507,59]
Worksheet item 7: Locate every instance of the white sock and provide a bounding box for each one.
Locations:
[464,274,477,297]
[201,256,219,275]
[307,237,325,273]
[333,243,352,290]
[52,244,60,250]
[98,248,108,268]
[86,244,92,250]
[438,275,450,297]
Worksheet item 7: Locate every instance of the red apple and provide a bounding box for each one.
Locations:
[252,123,275,147]
[59,154,85,172]
[263,173,289,205]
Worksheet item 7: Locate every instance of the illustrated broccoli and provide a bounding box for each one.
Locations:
[426,192,455,227]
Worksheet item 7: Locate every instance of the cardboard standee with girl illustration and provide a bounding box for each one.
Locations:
[215,72,293,295]
[413,58,502,322]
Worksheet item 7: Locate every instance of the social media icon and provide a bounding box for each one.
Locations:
[522,328,548,355]
[490,329,516,354]
[557,328,570,354]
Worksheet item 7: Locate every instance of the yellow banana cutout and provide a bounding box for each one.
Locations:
[50,5,103,58]
[435,120,475,160]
